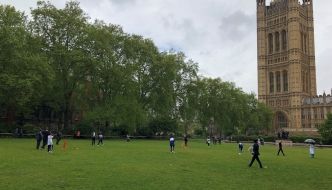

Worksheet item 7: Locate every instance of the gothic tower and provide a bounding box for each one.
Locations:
[256,0,317,131]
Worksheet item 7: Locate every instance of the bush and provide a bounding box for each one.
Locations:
[289,136,322,143]
[0,123,20,133]
[21,123,36,134]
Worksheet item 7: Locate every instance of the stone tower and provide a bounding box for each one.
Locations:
[256,0,317,131]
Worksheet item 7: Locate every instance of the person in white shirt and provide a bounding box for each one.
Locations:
[207,137,211,147]
[91,131,96,145]
[127,134,130,143]
[170,136,175,153]
[48,133,54,153]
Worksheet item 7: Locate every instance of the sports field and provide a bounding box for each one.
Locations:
[0,138,330,190]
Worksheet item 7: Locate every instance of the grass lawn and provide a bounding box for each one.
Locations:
[0,138,331,190]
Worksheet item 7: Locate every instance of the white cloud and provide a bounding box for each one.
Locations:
[2,0,332,95]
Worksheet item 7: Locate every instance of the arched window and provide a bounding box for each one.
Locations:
[282,30,287,50]
[269,34,273,53]
[283,70,288,91]
[276,71,281,92]
[277,113,288,129]
[275,32,280,52]
[269,72,274,93]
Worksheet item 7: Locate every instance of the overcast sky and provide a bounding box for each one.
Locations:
[2,0,332,95]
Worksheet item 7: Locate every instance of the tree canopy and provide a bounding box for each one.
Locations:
[0,1,274,136]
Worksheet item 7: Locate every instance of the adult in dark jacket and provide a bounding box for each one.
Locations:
[36,129,43,149]
[41,128,50,150]
[248,139,263,168]
[277,141,285,156]
[56,130,62,145]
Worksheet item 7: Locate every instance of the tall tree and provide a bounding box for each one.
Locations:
[0,5,53,117]
[31,1,95,129]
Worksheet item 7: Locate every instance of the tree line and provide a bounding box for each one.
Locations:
[0,1,274,136]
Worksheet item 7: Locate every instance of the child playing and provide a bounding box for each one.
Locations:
[98,133,104,146]
[207,137,211,147]
[170,136,175,153]
[48,132,54,153]
[239,142,243,155]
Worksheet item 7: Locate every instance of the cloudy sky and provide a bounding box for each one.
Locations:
[3,0,332,95]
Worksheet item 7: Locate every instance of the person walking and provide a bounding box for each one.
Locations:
[47,132,54,153]
[127,134,130,143]
[91,131,96,145]
[97,132,104,146]
[56,130,62,145]
[239,142,243,155]
[170,136,175,153]
[36,129,43,149]
[41,128,50,150]
[248,139,263,168]
[277,141,285,156]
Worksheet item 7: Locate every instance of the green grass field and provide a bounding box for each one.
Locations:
[0,138,331,190]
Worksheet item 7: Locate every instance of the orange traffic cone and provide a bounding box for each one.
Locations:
[62,140,66,150]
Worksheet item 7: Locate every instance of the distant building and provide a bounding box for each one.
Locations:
[256,0,331,133]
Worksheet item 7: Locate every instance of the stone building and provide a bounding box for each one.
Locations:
[256,0,331,133]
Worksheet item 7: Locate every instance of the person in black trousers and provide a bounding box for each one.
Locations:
[184,135,188,148]
[36,129,43,149]
[277,141,285,156]
[41,128,50,150]
[91,131,96,145]
[248,139,263,168]
[56,130,62,145]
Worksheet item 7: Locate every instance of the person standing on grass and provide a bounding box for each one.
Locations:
[277,141,285,156]
[184,135,188,148]
[239,142,243,155]
[47,132,54,153]
[98,132,104,146]
[170,136,175,153]
[56,130,62,145]
[36,129,43,149]
[309,142,315,158]
[41,128,50,150]
[91,131,96,145]
[76,131,81,140]
[207,137,211,147]
[248,139,263,168]
[19,129,24,138]
[127,134,130,143]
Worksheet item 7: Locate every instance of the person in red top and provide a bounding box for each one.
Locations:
[76,131,81,140]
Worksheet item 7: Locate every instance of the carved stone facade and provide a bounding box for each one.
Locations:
[256,0,332,133]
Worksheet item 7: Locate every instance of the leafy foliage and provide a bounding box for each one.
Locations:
[317,112,332,143]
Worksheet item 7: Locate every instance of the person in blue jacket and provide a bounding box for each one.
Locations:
[170,136,175,153]
[238,142,243,155]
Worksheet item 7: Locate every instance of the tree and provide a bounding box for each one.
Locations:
[31,1,95,129]
[317,112,332,143]
[0,5,53,117]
